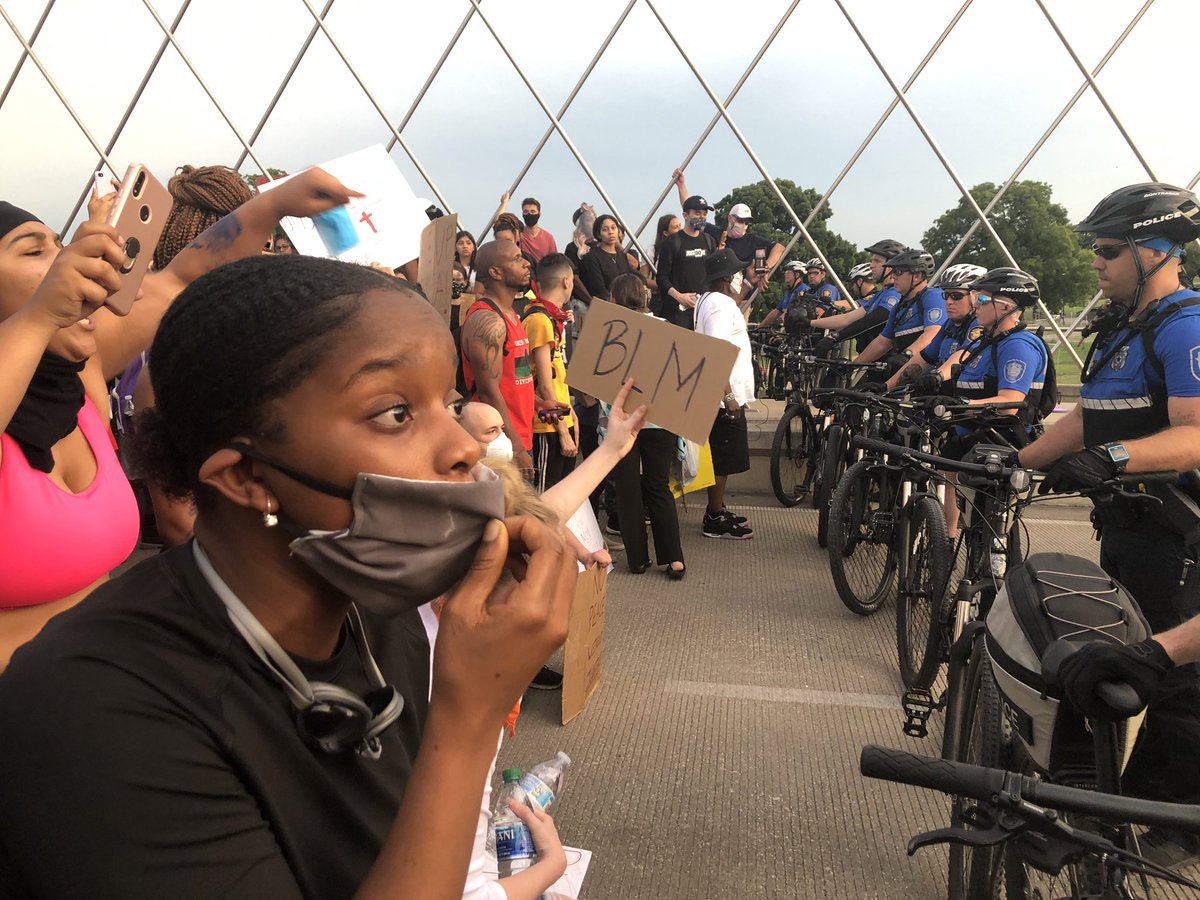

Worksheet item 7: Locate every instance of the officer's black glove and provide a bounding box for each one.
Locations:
[911,371,943,395]
[1058,639,1174,719]
[814,334,839,355]
[1038,447,1119,495]
[859,380,888,395]
[929,395,966,415]
[884,351,913,373]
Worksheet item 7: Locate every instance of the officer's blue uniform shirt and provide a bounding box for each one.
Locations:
[776,284,807,313]
[810,282,841,314]
[922,317,983,367]
[1079,288,1200,446]
[956,328,1047,397]
[863,284,901,315]
[882,287,947,344]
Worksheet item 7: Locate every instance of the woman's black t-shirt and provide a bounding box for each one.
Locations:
[0,544,431,900]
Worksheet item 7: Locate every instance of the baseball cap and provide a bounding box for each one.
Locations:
[729,202,752,221]
[683,195,715,212]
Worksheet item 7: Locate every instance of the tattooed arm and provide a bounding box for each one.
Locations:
[91,167,361,380]
[464,308,534,474]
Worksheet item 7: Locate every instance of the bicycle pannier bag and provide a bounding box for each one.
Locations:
[984,552,1149,776]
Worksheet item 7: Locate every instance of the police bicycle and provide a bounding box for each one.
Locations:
[823,393,959,619]
[860,738,1200,900]
[768,356,887,509]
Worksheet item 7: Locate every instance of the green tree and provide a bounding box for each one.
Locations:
[714,179,862,319]
[241,168,289,191]
[922,180,1094,314]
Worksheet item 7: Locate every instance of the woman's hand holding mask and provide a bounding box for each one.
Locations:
[431,515,575,736]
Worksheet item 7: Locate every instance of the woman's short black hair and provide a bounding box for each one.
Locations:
[131,255,409,507]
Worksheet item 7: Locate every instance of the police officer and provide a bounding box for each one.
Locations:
[1020,183,1200,868]
[759,260,810,332]
[852,248,947,375]
[896,263,987,386]
[933,267,1048,538]
[807,241,906,355]
[803,258,845,315]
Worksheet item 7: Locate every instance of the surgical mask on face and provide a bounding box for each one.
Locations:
[522,213,540,228]
[484,431,514,460]
[728,223,747,239]
[229,445,506,612]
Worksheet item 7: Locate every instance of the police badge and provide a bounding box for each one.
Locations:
[1111,346,1128,371]
[1005,359,1028,383]
[968,325,984,343]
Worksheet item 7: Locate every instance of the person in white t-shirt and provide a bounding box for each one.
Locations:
[693,248,756,540]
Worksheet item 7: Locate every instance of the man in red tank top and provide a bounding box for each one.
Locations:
[460,241,537,477]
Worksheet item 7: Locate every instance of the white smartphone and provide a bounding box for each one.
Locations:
[93,170,113,198]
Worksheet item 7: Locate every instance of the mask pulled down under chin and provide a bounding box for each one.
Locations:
[287,464,506,613]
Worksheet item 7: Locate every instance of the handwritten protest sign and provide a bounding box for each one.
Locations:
[418,212,458,323]
[257,145,429,268]
[562,566,606,725]
[566,300,738,444]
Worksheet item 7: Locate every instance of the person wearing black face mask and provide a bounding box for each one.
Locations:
[0,255,594,899]
[518,196,558,264]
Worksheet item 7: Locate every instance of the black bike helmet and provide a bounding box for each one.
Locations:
[970,267,1040,308]
[865,239,906,259]
[1075,183,1200,244]
[884,248,935,277]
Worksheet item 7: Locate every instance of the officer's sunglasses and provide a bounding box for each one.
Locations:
[1092,243,1127,260]
[944,290,971,302]
[976,293,1013,307]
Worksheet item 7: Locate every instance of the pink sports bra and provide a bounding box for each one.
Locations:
[0,398,139,609]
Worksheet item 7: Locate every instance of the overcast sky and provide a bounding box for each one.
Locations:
[1,0,1197,264]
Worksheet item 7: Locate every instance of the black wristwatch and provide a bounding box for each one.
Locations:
[1101,442,1130,473]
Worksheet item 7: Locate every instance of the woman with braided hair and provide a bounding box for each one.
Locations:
[153,165,254,270]
[0,166,361,671]
[118,165,255,546]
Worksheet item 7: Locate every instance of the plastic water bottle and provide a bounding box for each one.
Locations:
[519,751,572,812]
[493,769,536,877]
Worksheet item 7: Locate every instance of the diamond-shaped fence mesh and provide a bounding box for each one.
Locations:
[2,0,1198,367]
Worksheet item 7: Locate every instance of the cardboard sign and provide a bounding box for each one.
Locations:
[566,300,738,444]
[418,212,459,323]
[257,145,429,268]
[562,566,606,725]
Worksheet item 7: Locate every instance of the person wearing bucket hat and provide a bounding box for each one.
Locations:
[1019,182,1200,868]
[693,249,755,540]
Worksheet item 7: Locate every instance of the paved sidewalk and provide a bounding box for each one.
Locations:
[499,498,1194,899]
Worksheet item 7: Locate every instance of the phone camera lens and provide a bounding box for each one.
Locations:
[132,173,146,197]
[139,205,150,223]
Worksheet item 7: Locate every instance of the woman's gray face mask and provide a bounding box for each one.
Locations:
[230,445,506,612]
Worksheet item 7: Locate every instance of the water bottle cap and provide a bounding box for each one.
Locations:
[501,768,522,782]
[555,751,572,766]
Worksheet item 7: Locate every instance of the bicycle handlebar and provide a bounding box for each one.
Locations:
[849,435,1018,478]
[804,357,890,371]
[860,744,1200,833]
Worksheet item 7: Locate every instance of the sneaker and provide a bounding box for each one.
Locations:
[528,665,564,691]
[1140,828,1200,870]
[703,511,754,540]
[719,507,748,525]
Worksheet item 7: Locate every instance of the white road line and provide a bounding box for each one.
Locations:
[665,680,898,710]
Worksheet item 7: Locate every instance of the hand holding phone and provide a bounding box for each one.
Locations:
[103,164,171,315]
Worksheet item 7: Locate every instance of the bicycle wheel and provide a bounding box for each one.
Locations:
[947,653,1009,900]
[769,405,811,507]
[897,496,952,689]
[828,459,897,616]
[808,415,829,510]
[816,423,846,548]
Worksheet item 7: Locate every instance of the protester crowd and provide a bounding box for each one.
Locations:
[1,155,1199,897]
